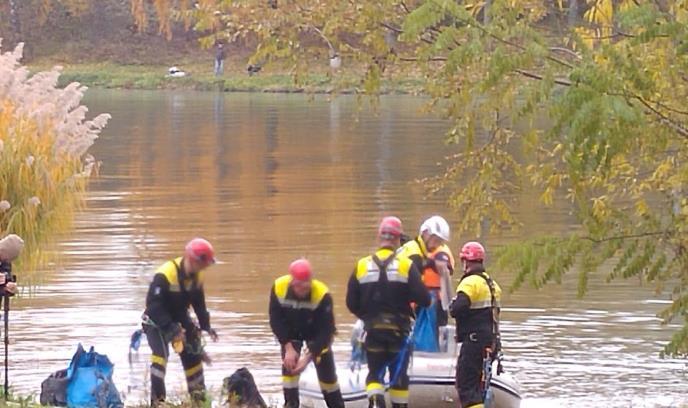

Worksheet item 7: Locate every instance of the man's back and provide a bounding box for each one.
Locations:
[346,247,430,330]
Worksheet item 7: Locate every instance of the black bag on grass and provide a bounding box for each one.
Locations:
[40,369,69,406]
[222,367,268,408]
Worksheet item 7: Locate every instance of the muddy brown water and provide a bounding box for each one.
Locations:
[7,91,686,407]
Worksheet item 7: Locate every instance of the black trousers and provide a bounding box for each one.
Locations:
[455,334,492,408]
[429,289,449,327]
[364,329,410,405]
[144,324,205,404]
[281,341,344,408]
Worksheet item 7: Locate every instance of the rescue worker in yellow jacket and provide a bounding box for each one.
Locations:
[269,258,345,408]
[346,216,431,408]
[450,241,502,408]
[142,238,219,405]
[398,215,454,332]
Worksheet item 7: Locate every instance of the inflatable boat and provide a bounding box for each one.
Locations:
[298,326,521,408]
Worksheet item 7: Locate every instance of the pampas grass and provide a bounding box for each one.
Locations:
[0,40,110,282]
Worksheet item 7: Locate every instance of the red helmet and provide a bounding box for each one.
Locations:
[378,216,403,238]
[460,241,485,262]
[289,258,312,281]
[185,238,216,265]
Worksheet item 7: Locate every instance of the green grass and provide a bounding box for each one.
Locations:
[0,389,39,408]
[0,392,280,408]
[26,61,425,95]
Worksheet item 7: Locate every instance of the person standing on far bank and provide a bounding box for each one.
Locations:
[215,43,226,76]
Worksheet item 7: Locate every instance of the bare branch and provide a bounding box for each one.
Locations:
[515,69,573,86]
[632,95,688,139]
[462,18,576,69]
[549,47,582,60]
[641,98,688,116]
[308,25,335,54]
[398,56,448,62]
[380,22,403,34]
[579,28,669,40]
[581,231,669,244]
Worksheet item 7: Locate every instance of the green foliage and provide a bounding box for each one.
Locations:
[0,388,39,408]
[194,0,688,357]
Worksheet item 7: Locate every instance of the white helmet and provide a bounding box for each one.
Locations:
[419,215,451,242]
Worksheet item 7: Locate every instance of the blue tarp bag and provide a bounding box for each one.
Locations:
[66,344,123,408]
[349,319,367,369]
[413,299,439,352]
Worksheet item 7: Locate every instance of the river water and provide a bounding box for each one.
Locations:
[6,90,687,407]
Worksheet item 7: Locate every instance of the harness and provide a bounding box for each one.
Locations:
[369,253,415,387]
[141,260,205,357]
[476,272,500,344]
[370,253,395,302]
[413,237,429,258]
[461,271,503,403]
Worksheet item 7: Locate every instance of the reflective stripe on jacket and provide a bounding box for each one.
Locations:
[346,247,430,332]
[399,237,455,290]
[398,236,429,273]
[453,269,501,339]
[269,275,335,356]
[144,257,210,334]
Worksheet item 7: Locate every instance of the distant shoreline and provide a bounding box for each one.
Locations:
[26,61,425,95]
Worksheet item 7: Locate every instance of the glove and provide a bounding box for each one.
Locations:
[207,328,219,342]
[201,351,213,366]
[170,324,185,353]
[449,296,457,318]
[492,335,502,358]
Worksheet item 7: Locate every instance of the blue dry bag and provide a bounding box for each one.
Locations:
[413,299,439,352]
[65,344,123,408]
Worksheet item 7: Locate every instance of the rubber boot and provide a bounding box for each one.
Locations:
[150,399,165,408]
[324,389,345,408]
[284,387,299,408]
[368,394,386,408]
[189,389,206,407]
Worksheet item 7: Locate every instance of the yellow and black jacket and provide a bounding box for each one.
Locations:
[399,237,454,288]
[346,247,430,331]
[269,275,336,357]
[144,257,211,335]
[450,265,502,341]
[400,237,454,288]
[398,236,430,274]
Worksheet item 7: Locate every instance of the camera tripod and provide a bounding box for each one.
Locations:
[0,262,14,401]
[2,292,8,400]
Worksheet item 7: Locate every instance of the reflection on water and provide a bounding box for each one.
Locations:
[7,91,687,407]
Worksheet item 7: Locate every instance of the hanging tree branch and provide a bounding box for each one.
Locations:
[515,69,573,86]
[458,17,576,69]
[581,230,671,243]
[632,95,688,139]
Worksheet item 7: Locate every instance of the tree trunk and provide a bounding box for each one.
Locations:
[483,0,492,25]
[568,0,579,27]
[9,0,22,45]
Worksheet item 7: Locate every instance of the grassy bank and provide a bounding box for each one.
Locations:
[0,393,37,408]
[26,61,425,95]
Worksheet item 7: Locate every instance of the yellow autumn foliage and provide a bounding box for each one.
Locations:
[0,42,110,281]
